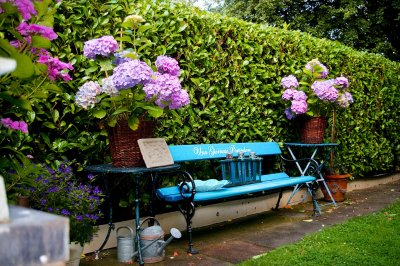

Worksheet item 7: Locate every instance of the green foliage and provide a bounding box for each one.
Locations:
[4,0,396,182]
[239,199,400,266]
[222,0,400,62]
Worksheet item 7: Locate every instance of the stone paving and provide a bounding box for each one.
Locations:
[81,179,400,266]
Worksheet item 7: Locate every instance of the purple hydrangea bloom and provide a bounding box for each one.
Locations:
[284,108,296,120]
[155,55,180,76]
[282,89,296,101]
[291,100,307,115]
[281,75,299,89]
[75,81,101,109]
[6,0,38,20]
[37,55,74,81]
[17,22,57,40]
[143,73,190,109]
[113,50,135,65]
[292,90,307,101]
[334,77,349,89]
[336,92,354,108]
[83,36,119,59]
[101,76,119,96]
[1,117,28,133]
[112,60,153,90]
[305,59,329,78]
[311,80,338,102]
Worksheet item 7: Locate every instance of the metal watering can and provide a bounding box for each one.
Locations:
[117,217,181,264]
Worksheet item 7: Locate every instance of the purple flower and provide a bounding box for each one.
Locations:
[87,174,94,180]
[1,118,28,133]
[334,77,349,89]
[113,50,135,65]
[76,215,83,221]
[336,92,354,108]
[83,36,119,59]
[37,55,74,81]
[305,59,329,78]
[281,75,299,89]
[75,81,101,109]
[61,209,70,216]
[1,117,13,128]
[40,199,47,205]
[17,22,57,40]
[292,90,307,101]
[6,0,38,20]
[101,76,119,96]
[47,186,59,193]
[155,56,180,76]
[143,73,190,109]
[311,80,338,102]
[284,108,296,120]
[112,60,153,90]
[282,89,295,101]
[291,100,307,115]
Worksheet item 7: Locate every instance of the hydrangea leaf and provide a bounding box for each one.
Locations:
[128,116,140,131]
[93,109,107,119]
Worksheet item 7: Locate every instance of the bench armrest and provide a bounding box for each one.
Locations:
[156,170,196,202]
[280,155,322,176]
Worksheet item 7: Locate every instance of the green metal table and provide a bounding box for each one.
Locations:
[85,163,180,265]
[284,143,339,212]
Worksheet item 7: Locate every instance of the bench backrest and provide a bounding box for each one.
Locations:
[168,142,281,162]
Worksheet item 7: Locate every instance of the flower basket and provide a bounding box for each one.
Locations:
[299,116,326,143]
[108,119,155,167]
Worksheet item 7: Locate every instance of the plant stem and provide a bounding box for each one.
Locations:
[27,76,47,98]
[330,109,336,173]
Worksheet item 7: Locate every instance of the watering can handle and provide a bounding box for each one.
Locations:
[139,216,160,230]
[116,226,134,237]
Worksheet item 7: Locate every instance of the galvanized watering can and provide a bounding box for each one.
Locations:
[117,218,181,264]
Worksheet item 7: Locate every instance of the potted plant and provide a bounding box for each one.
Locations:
[74,15,190,167]
[281,59,353,143]
[26,161,104,265]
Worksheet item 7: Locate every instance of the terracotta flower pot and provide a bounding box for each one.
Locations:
[321,174,351,202]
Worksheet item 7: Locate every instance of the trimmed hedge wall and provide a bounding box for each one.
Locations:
[50,0,399,177]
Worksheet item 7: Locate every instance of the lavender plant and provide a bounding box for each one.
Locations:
[74,15,190,130]
[28,162,104,246]
[281,59,353,120]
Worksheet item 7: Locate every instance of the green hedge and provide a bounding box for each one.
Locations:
[45,0,399,177]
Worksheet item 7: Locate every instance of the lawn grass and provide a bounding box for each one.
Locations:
[239,199,400,266]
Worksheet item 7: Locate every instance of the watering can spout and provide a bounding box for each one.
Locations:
[157,228,182,254]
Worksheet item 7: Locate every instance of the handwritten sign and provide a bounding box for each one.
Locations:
[193,145,251,157]
[138,138,174,168]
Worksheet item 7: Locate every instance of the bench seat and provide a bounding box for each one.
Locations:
[156,173,316,203]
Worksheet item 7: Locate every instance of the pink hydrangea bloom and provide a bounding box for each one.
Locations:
[112,60,153,90]
[282,89,296,101]
[291,100,307,115]
[155,56,180,76]
[311,80,338,102]
[17,22,58,40]
[83,36,119,59]
[281,75,299,89]
[37,55,74,81]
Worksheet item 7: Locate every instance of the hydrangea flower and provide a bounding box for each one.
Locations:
[284,108,296,120]
[75,81,101,109]
[37,55,74,81]
[155,55,180,76]
[305,59,329,78]
[311,80,339,102]
[144,73,190,109]
[337,92,354,108]
[1,0,37,20]
[291,100,307,115]
[83,36,119,59]
[334,77,349,89]
[281,75,299,89]
[113,50,135,65]
[101,76,119,96]
[112,60,153,90]
[282,89,296,101]
[17,22,58,40]
[1,117,28,133]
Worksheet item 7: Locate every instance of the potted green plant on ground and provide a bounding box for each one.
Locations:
[27,161,104,265]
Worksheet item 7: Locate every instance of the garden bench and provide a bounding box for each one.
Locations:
[155,141,320,254]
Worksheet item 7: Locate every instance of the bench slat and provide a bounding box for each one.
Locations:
[168,142,281,162]
[156,173,315,203]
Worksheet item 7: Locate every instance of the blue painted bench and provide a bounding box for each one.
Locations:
[155,142,320,254]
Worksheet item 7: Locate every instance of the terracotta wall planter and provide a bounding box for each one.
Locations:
[321,174,351,202]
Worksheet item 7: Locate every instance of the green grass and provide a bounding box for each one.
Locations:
[239,200,400,266]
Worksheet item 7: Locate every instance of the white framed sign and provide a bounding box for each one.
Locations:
[137,138,174,168]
